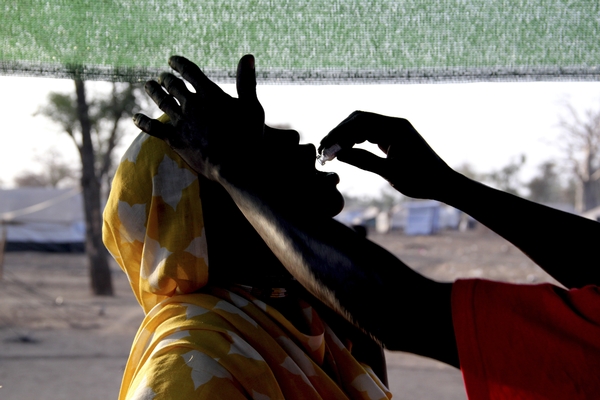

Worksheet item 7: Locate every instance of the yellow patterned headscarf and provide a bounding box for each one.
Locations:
[103,118,209,313]
[103,126,392,399]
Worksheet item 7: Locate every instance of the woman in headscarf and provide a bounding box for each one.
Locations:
[103,58,391,399]
[133,54,600,400]
[131,54,457,371]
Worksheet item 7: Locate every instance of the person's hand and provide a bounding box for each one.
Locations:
[319,111,454,200]
[133,54,266,182]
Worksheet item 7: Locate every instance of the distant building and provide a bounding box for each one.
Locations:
[335,205,379,229]
[0,188,85,252]
[405,200,442,236]
[336,200,465,236]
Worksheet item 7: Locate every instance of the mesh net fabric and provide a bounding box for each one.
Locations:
[2,0,599,83]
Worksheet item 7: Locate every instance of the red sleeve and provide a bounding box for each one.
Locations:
[452,279,600,400]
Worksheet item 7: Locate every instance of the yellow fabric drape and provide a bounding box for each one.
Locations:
[103,119,209,314]
[103,130,392,399]
[120,288,391,399]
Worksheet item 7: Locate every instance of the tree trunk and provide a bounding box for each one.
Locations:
[575,180,583,213]
[583,179,599,212]
[74,79,114,296]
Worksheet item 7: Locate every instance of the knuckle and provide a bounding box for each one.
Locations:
[145,81,160,95]
[158,72,173,89]
[398,118,411,128]
[156,95,170,110]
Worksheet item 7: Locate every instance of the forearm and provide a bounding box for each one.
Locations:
[438,172,600,288]
[217,175,458,366]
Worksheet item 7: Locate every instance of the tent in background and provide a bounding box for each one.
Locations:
[405,200,441,236]
[0,188,85,252]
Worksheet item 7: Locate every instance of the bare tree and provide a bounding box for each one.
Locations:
[454,162,482,181]
[36,80,142,295]
[13,172,49,188]
[558,102,600,212]
[483,154,526,196]
[14,148,78,188]
[526,160,575,205]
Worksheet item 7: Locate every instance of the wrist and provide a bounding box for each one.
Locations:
[436,170,477,207]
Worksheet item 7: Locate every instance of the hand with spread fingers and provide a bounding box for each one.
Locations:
[134,54,344,217]
[133,54,266,182]
[319,111,454,200]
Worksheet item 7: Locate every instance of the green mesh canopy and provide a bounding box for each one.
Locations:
[2,0,599,83]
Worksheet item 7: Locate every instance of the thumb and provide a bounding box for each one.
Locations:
[336,148,388,177]
[236,54,258,102]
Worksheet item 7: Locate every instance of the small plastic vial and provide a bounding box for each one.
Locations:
[317,144,342,166]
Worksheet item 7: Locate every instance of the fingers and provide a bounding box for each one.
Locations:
[319,112,362,153]
[236,54,257,102]
[235,54,265,130]
[319,111,393,154]
[158,72,190,109]
[168,55,220,97]
[336,148,389,178]
[133,113,174,142]
[319,111,377,154]
[144,81,180,121]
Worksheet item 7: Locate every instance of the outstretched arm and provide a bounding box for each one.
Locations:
[320,111,600,289]
[438,174,600,289]
[220,169,458,366]
[132,55,459,367]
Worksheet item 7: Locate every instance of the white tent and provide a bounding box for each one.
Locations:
[0,188,85,252]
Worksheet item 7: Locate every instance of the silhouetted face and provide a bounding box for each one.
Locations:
[262,128,345,217]
[201,128,344,286]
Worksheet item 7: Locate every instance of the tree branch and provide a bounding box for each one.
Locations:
[590,168,600,182]
[65,128,83,158]
[98,118,120,180]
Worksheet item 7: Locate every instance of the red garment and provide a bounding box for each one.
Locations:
[452,279,600,400]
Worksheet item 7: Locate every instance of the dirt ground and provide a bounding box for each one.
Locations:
[0,226,558,400]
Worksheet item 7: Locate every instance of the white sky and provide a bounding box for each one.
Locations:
[2,76,599,197]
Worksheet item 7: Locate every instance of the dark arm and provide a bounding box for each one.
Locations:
[216,170,458,367]
[320,111,600,289]
[438,172,600,289]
